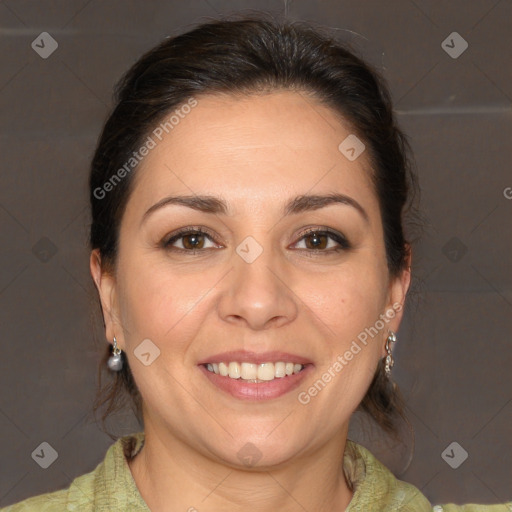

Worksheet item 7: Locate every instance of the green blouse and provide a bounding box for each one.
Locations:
[1,431,510,511]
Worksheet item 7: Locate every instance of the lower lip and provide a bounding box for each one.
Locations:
[199,364,313,401]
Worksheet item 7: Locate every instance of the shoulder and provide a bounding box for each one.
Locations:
[432,504,512,511]
[345,440,512,512]
[0,469,96,512]
[0,431,147,512]
[0,489,69,512]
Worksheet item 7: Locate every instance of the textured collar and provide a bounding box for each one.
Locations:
[342,438,432,511]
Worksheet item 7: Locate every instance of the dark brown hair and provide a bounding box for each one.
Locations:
[90,12,422,443]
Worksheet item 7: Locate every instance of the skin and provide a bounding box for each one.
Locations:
[90,90,411,512]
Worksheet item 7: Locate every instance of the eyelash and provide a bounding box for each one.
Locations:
[161,226,351,255]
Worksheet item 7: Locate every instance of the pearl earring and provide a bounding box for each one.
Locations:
[107,336,123,371]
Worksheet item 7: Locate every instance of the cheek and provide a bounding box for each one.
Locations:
[115,264,204,396]
[116,255,215,347]
[296,256,387,405]
[303,279,384,424]
[301,261,387,337]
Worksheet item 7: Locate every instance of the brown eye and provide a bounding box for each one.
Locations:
[294,228,351,253]
[162,228,218,252]
[303,231,329,250]
[180,232,206,250]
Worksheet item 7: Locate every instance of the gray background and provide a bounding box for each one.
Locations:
[0,0,511,508]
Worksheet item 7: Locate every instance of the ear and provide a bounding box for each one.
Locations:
[380,244,412,358]
[90,249,124,349]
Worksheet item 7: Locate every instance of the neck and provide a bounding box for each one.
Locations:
[128,423,354,512]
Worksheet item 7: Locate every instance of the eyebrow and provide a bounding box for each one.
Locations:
[141,192,369,225]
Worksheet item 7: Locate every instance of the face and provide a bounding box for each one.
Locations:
[91,90,410,467]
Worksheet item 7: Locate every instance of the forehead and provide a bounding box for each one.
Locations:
[129,90,377,217]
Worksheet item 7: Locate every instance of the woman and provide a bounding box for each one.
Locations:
[2,13,510,512]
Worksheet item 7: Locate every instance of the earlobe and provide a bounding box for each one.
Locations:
[381,248,412,358]
[391,245,412,313]
[90,249,103,292]
[89,249,119,343]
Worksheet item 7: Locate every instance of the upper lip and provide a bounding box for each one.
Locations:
[197,350,313,366]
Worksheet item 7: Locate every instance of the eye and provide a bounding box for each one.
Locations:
[293,227,351,253]
[162,227,220,253]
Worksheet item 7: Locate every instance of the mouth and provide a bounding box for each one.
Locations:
[202,361,307,382]
[198,360,313,401]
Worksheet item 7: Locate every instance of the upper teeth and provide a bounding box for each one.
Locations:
[205,362,304,381]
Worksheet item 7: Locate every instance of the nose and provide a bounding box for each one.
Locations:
[217,239,299,331]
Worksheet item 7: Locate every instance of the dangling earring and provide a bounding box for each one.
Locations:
[107,336,123,371]
[384,330,396,377]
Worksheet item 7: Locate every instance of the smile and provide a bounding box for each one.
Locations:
[199,362,313,401]
[204,361,305,382]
